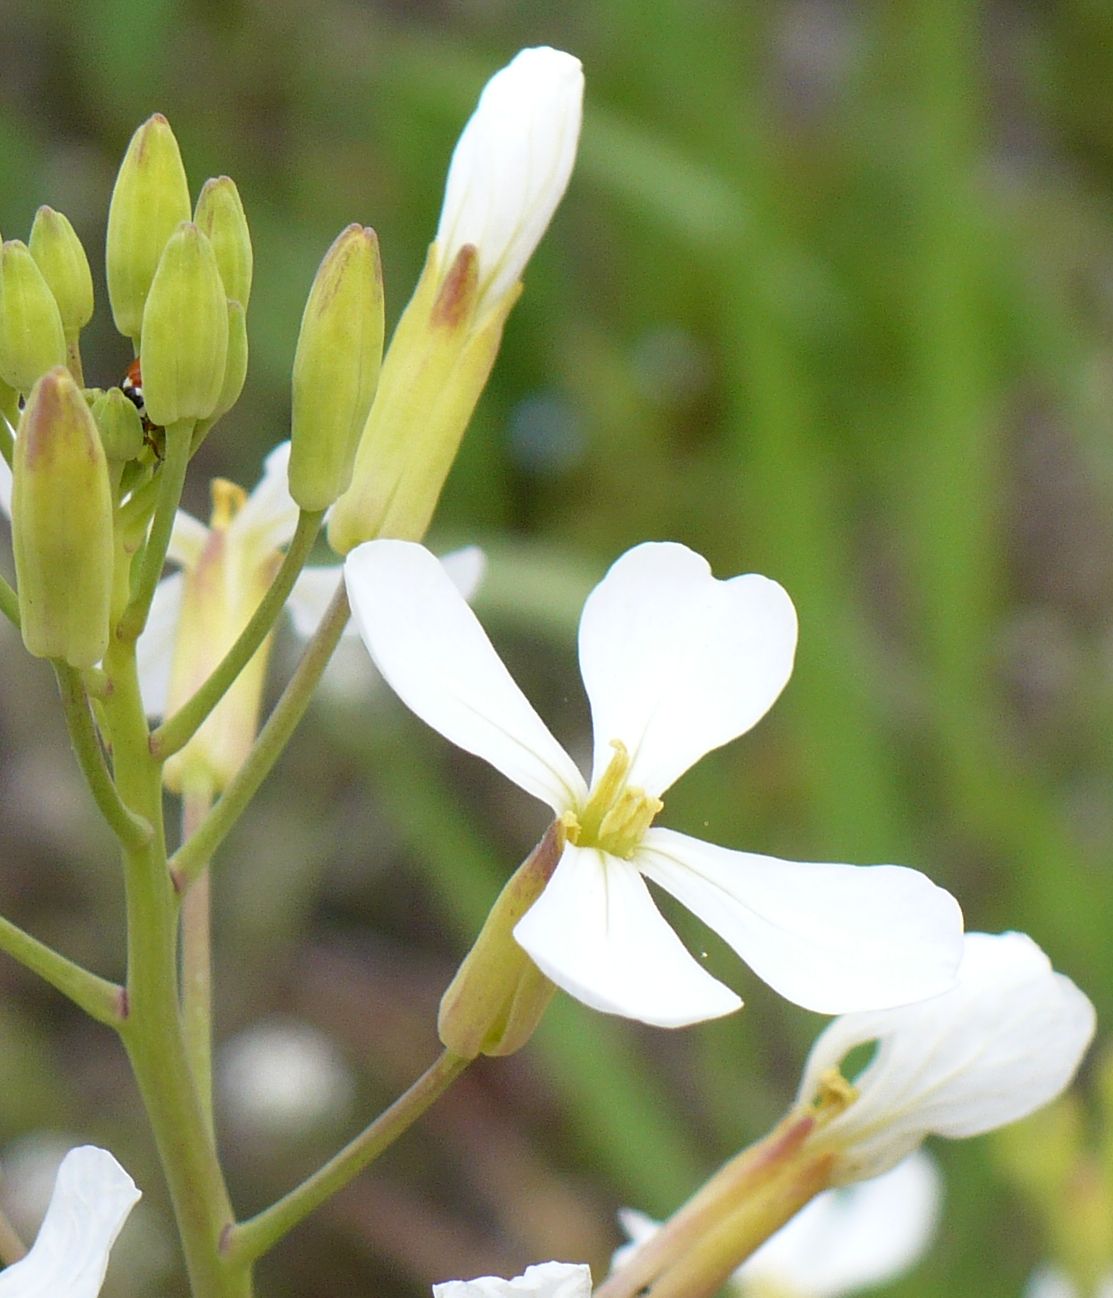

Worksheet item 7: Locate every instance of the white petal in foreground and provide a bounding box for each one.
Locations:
[433,1261,592,1298]
[435,48,584,318]
[0,1146,140,1298]
[513,842,742,1027]
[799,932,1096,1181]
[345,540,586,811]
[578,543,798,798]
[636,828,964,1014]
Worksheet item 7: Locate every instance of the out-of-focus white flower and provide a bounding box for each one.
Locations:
[0,1145,139,1298]
[435,47,583,319]
[1025,1266,1113,1298]
[345,538,963,1028]
[433,1261,592,1298]
[615,1152,941,1298]
[217,1016,355,1137]
[799,931,1096,1184]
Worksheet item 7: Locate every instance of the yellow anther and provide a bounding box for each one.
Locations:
[576,739,662,858]
[209,478,247,531]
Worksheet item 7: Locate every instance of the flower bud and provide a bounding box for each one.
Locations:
[212,298,248,420]
[289,225,384,512]
[28,207,94,340]
[194,176,253,309]
[0,240,67,394]
[12,367,114,666]
[140,222,229,427]
[326,49,582,552]
[437,822,560,1059]
[105,114,191,344]
[91,385,146,463]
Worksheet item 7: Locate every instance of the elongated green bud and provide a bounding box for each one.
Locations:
[194,176,252,309]
[289,225,384,512]
[0,241,67,394]
[140,222,229,427]
[214,298,248,420]
[28,207,94,339]
[437,822,560,1059]
[13,367,114,666]
[105,114,191,343]
[91,386,145,463]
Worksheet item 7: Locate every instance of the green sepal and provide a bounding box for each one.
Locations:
[28,207,94,339]
[0,240,67,395]
[194,176,253,310]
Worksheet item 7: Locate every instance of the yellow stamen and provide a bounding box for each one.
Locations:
[572,739,663,858]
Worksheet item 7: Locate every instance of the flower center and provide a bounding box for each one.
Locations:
[565,739,663,859]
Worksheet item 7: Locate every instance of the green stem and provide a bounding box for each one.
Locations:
[101,637,248,1298]
[0,573,18,629]
[151,509,325,761]
[0,911,122,1025]
[117,418,194,643]
[170,581,349,891]
[53,663,153,851]
[226,1049,469,1266]
[181,780,216,1144]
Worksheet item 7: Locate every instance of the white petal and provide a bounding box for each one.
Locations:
[635,829,963,1014]
[135,573,184,719]
[232,441,299,553]
[436,47,583,317]
[166,510,209,569]
[741,1152,941,1297]
[433,1262,593,1298]
[577,543,797,797]
[287,547,485,642]
[799,932,1096,1181]
[1024,1267,1113,1298]
[513,841,741,1027]
[0,1146,140,1298]
[0,446,11,518]
[344,540,585,811]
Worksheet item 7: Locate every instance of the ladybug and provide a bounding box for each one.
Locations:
[119,357,164,460]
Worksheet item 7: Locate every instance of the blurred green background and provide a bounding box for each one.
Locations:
[1,0,1113,1294]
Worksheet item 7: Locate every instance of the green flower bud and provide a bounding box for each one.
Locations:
[28,206,94,339]
[289,225,384,512]
[90,386,145,463]
[327,243,516,551]
[194,176,252,309]
[13,367,114,667]
[105,114,191,344]
[212,298,248,422]
[140,222,229,427]
[0,240,67,394]
[437,823,560,1059]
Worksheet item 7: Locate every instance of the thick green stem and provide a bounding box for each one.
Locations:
[0,911,122,1025]
[53,663,153,851]
[0,573,19,629]
[226,1049,469,1266]
[101,637,249,1298]
[170,581,349,890]
[151,509,325,761]
[181,781,216,1143]
[117,418,194,643]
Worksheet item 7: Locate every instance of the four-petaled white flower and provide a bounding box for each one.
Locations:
[0,1145,139,1298]
[344,539,964,1028]
[614,1152,941,1298]
[798,931,1096,1183]
[435,47,584,319]
[433,1262,592,1298]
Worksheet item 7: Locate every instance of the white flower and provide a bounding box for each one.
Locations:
[344,538,964,1028]
[433,1262,592,1298]
[615,1152,941,1298]
[798,931,1096,1183]
[1025,1266,1113,1298]
[435,47,583,319]
[0,1145,139,1297]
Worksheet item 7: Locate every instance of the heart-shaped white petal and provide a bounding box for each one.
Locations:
[433,1261,592,1298]
[635,828,964,1014]
[578,543,797,797]
[0,1145,140,1298]
[799,931,1096,1181]
[513,841,742,1027]
[345,540,586,811]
